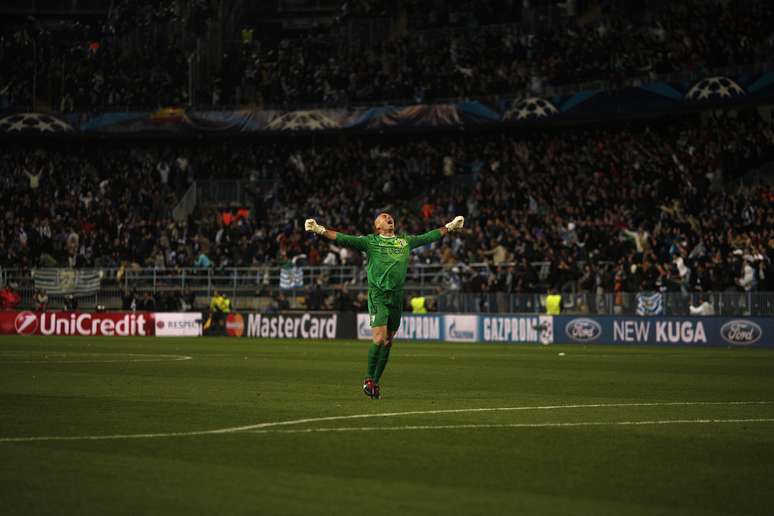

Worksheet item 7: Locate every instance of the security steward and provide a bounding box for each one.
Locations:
[410,295,428,314]
[206,290,231,335]
[546,288,562,315]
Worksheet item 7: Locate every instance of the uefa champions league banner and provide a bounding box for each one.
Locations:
[555,316,774,347]
[3,72,774,136]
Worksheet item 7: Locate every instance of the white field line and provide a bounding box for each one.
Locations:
[0,400,772,444]
[0,353,192,364]
[249,418,774,434]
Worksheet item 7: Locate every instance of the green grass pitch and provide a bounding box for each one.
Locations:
[2,336,774,516]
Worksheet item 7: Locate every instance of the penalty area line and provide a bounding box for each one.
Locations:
[0,400,772,443]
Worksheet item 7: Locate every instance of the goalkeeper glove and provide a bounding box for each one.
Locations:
[445,216,465,232]
[305,218,326,235]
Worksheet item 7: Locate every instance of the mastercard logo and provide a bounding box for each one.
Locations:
[226,313,244,337]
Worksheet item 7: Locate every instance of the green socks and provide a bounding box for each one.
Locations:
[366,343,392,383]
[374,346,391,384]
[366,343,379,380]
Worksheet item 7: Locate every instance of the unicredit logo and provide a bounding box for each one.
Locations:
[14,311,39,336]
[34,313,148,336]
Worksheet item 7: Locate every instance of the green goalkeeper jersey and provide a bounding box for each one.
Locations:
[335,230,443,291]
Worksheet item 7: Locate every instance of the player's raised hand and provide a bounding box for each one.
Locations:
[445,216,465,232]
[305,218,327,235]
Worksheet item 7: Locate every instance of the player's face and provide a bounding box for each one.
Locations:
[374,213,395,234]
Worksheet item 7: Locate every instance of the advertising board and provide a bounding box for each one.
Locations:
[153,313,203,337]
[235,312,356,339]
[0,311,152,336]
[479,315,553,344]
[554,316,774,347]
[356,313,443,341]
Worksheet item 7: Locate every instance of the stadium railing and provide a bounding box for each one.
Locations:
[436,291,774,317]
[2,266,772,316]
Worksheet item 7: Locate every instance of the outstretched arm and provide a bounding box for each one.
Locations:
[409,216,465,248]
[305,219,368,251]
[304,219,337,241]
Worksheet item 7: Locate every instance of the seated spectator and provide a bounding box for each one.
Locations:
[275,292,290,311]
[34,289,49,312]
[178,288,195,312]
[335,285,355,312]
[122,289,139,311]
[0,285,21,310]
[689,295,715,316]
[305,281,325,311]
[140,291,156,311]
[195,252,213,269]
[63,295,79,311]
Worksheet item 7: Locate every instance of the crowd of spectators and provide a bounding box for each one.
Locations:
[2,112,774,299]
[1,0,209,110]
[231,0,774,106]
[3,0,773,110]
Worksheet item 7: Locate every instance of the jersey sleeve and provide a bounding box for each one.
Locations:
[335,232,369,252]
[408,229,443,249]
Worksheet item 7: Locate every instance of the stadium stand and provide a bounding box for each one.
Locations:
[2,114,773,297]
[1,1,773,313]
[2,0,774,109]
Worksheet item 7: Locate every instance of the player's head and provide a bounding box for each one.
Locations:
[373,212,395,235]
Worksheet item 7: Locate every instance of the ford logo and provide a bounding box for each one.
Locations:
[565,318,602,342]
[720,320,762,345]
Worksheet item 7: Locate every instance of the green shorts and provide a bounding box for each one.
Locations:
[368,288,404,333]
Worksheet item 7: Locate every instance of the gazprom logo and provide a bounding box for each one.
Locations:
[448,322,474,339]
[565,318,602,342]
[720,320,762,346]
[359,320,372,337]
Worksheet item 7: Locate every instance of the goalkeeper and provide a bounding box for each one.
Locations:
[305,212,464,399]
